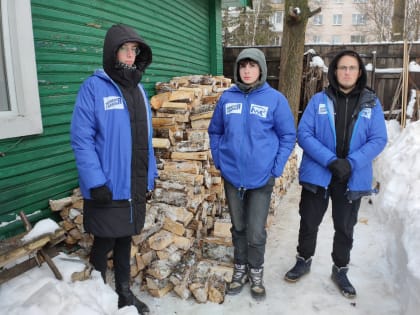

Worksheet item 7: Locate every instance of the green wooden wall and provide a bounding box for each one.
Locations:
[0,0,223,239]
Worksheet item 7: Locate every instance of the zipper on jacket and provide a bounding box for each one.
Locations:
[128,198,133,223]
[239,94,249,189]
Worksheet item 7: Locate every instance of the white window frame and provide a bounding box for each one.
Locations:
[313,14,323,25]
[352,13,366,25]
[333,14,342,25]
[332,35,342,44]
[0,0,42,140]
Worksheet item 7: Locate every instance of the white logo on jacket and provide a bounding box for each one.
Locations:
[318,103,327,114]
[250,104,268,118]
[361,108,372,119]
[103,96,124,110]
[226,103,242,115]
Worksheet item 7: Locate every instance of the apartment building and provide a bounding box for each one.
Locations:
[268,0,373,44]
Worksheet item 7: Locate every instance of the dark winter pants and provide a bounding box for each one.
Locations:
[224,177,274,268]
[90,235,131,285]
[297,182,361,267]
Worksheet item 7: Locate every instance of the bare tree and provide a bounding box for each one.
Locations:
[392,0,406,40]
[356,0,393,41]
[406,0,420,40]
[279,0,320,125]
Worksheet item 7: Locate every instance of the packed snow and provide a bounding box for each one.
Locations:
[0,119,419,314]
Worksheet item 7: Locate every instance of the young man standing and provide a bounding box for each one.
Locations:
[208,48,296,300]
[284,50,387,298]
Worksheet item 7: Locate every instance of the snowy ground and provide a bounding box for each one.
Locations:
[1,119,420,315]
[137,177,401,315]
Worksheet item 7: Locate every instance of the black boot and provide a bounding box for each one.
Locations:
[331,265,356,298]
[226,263,248,295]
[116,282,150,314]
[249,267,266,301]
[284,255,312,282]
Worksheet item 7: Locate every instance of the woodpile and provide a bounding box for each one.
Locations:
[52,74,298,304]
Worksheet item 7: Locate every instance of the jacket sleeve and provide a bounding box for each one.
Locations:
[272,96,296,177]
[70,79,107,195]
[297,94,337,167]
[347,99,388,170]
[208,95,225,169]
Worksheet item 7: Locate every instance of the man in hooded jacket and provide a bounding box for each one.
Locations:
[284,50,387,298]
[71,24,157,314]
[208,48,296,300]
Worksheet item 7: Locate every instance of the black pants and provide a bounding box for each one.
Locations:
[297,182,361,267]
[90,235,131,285]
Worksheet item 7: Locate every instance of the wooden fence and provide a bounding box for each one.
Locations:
[223,43,420,120]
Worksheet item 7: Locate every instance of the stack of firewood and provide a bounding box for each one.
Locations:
[51,74,298,304]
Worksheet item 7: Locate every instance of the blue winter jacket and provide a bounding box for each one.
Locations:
[70,69,157,200]
[298,89,387,199]
[208,83,296,190]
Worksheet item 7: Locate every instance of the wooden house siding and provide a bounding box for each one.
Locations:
[0,0,222,239]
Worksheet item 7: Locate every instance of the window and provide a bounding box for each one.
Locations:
[353,0,367,3]
[271,11,284,32]
[313,14,323,25]
[351,35,366,43]
[333,14,342,25]
[352,14,366,25]
[0,0,42,140]
[332,35,342,44]
[312,35,321,43]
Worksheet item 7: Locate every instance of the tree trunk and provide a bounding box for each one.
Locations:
[392,0,406,41]
[278,0,310,126]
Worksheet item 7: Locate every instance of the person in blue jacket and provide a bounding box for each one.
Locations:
[284,50,388,298]
[70,24,157,314]
[208,48,296,300]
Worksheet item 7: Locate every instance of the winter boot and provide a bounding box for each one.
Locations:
[284,255,312,282]
[116,282,150,314]
[249,267,266,301]
[226,263,248,295]
[331,265,357,298]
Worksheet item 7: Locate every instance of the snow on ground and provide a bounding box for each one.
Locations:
[0,119,419,315]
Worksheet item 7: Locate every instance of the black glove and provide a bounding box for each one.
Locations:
[328,159,352,182]
[90,185,113,204]
[146,190,153,201]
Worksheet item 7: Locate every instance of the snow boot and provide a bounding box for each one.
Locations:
[116,282,150,314]
[226,263,248,295]
[249,267,266,301]
[331,265,357,298]
[284,255,312,282]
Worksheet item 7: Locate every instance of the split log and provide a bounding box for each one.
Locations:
[150,91,171,110]
[147,230,175,251]
[152,138,171,149]
[171,151,209,161]
[146,277,174,297]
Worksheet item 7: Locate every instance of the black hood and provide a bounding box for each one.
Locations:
[327,50,367,93]
[103,24,152,79]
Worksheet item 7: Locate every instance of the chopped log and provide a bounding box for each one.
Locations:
[173,235,193,251]
[49,197,73,211]
[150,203,193,227]
[158,170,204,186]
[153,188,188,207]
[163,217,186,236]
[152,116,176,127]
[213,219,232,238]
[178,87,203,99]
[190,111,213,121]
[152,138,171,149]
[169,90,195,103]
[208,274,226,304]
[146,259,174,280]
[171,151,209,161]
[147,230,175,251]
[163,160,202,174]
[185,129,209,141]
[189,281,209,303]
[175,140,209,152]
[135,250,155,271]
[156,110,190,123]
[201,95,220,105]
[146,277,174,297]
[161,101,189,110]
[191,118,211,129]
[201,237,233,263]
[150,91,171,110]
